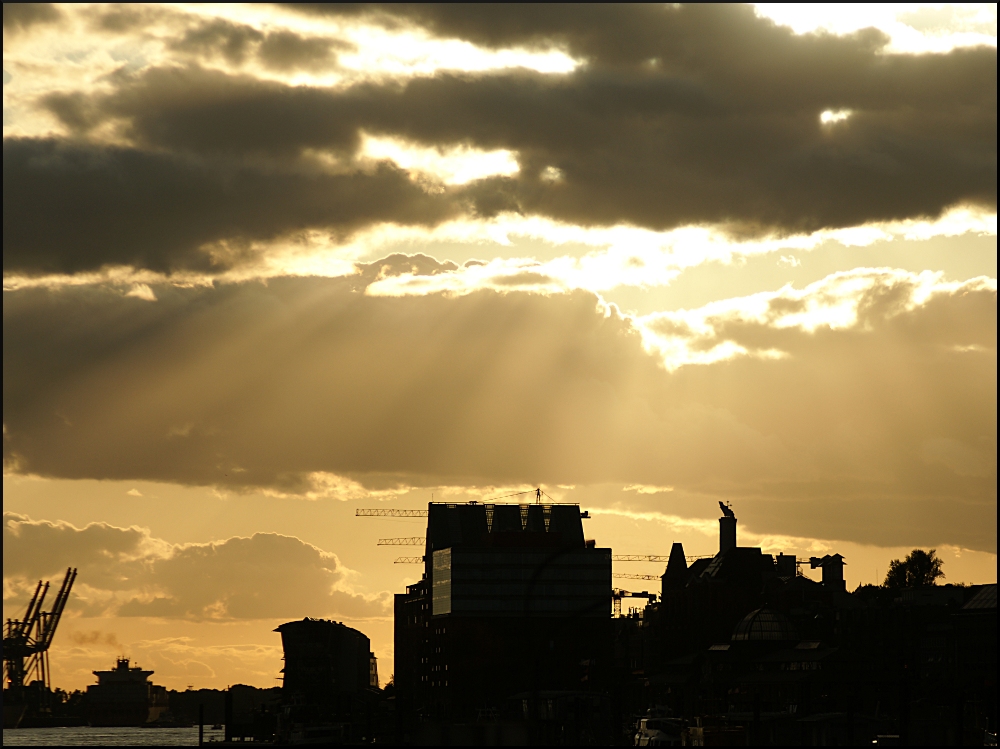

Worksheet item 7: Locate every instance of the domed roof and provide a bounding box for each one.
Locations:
[731,608,797,642]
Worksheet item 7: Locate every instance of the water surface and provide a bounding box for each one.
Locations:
[3,726,226,746]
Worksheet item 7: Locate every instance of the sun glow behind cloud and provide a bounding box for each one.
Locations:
[591,507,837,555]
[359,134,520,185]
[820,109,853,124]
[2,206,994,298]
[636,269,997,371]
[754,3,997,53]
[1,4,580,140]
[336,24,578,77]
[194,3,579,75]
[361,207,996,298]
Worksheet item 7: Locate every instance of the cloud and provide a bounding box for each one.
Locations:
[2,204,992,297]
[3,137,459,274]
[623,485,674,495]
[3,4,991,276]
[636,268,997,368]
[2,512,161,587]
[116,533,389,620]
[168,17,351,73]
[920,437,996,478]
[120,637,281,684]
[69,630,122,648]
[2,3,62,35]
[2,513,389,621]
[50,623,292,690]
[3,265,994,550]
[357,209,996,298]
[1,4,995,560]
[753,4,997,55]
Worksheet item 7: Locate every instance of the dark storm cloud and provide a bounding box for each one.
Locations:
[23,2,992,278]
[85,3,166,34]
[169,18,350,72]
[3,269,995,550]
[258,29,348,72]
[170,18,265,66]
[2,3,62,34]
[2,138,458,274]
[42,66,364,157]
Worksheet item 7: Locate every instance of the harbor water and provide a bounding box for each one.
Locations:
[2,726,226,746]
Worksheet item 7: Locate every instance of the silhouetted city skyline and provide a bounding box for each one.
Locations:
[3,2,995,745]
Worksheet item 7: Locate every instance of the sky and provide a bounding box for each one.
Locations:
[2,3,996,692]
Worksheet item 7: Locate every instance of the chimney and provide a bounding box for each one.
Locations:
[718,502,736,554]
[776,553,796,578]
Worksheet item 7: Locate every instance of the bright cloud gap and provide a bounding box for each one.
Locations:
[635,269,996,371]
[753,3,997,54]
[820,108,853,124]
[2,206,995,295]
[358,134,520,185]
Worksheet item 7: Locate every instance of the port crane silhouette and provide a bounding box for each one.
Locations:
[3,568,77,702]
[612,588,657,618]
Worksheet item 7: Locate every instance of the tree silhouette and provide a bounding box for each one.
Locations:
[883,549,945,588]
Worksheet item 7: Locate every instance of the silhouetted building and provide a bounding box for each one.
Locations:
[274,618,380,743]
[810,553,846,591]
[613,505,997,746]
[275,618,377,697]
[394,501,612,741]
[660,542,688,591]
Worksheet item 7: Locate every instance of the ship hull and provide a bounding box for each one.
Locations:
[86,704,151,727]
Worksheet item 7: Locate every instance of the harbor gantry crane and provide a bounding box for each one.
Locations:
[612,588,657,618]
[3,568,77,706]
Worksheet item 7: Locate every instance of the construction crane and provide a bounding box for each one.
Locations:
[613,573,660,581]
[358,492,581,519]
[356,509,428,517]
[377,537,425,546]
[3,568,77,710]
[394,557,425,564]
[485,488,554,504]
[613,554,715,562]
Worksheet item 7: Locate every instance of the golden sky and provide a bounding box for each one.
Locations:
[3,3,996,691]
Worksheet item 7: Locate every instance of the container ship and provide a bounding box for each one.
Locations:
[85,657,169,726]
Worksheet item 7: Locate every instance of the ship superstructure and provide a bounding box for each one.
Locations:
[85,657,168,726]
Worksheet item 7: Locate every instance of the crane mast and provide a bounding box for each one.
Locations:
[3,567,77,715]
